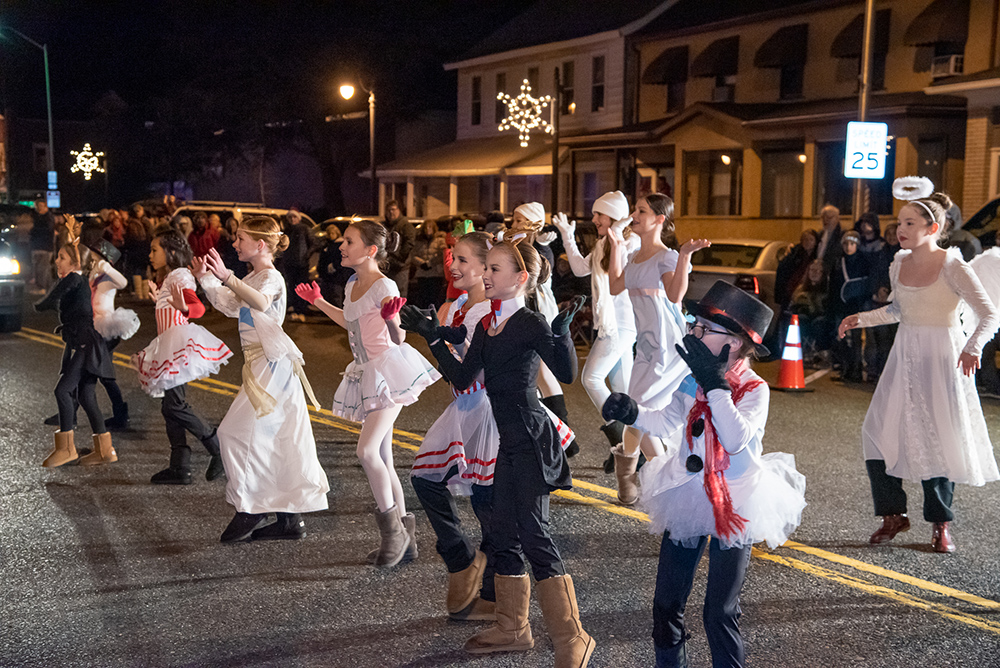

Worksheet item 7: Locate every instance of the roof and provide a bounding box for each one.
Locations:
[446,0,670,66]
[371,135,566,178]
[633,0,851,40]
[926,66,1000,93]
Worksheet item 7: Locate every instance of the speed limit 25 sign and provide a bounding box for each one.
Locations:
[844,121,888,179]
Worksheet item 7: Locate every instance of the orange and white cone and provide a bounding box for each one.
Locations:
[772,314,812,392]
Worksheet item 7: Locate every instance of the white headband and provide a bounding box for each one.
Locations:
[909,200,938,224]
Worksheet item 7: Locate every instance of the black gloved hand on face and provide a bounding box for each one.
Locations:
[551,295,586,336]
[675,333,731,393]
[602,392,638,425]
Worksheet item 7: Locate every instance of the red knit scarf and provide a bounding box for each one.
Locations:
[684,359,764,541]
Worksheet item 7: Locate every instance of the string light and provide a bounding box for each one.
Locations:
[70,143,105,180]
[497,79,553,147]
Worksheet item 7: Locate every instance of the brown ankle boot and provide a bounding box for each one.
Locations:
[869,514,910,544]
[42,431,78,468]
[611,444,639,505]
[537,574,595,668]
[464,574,534,654]
[447,550,487,615]
[932,522,956,553]
[372,505,410,567]
[79,433,118,466]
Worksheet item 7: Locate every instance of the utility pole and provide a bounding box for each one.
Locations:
[551,67,561,216]
[852,0,876,218]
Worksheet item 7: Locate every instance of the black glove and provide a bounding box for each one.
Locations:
[602,392,638,425]
[399,304,441,342]
[420,261,432,271]
[550,295,586,336]
[675,334,731,393]
[439,324,468,344]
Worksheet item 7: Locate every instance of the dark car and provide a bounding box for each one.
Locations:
[961,196,1000,249]
[0,204,32,332]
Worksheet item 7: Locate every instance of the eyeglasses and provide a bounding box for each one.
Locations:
[686,321,731,339]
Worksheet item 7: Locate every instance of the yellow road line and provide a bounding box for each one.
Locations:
[14,327,1000,630]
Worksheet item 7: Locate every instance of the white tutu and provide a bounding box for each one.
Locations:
[331,342,440,422]
[132,323,233,397]
[639,451,806,549]
[94,306,140,341]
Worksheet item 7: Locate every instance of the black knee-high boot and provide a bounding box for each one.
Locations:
[541,395,578,457]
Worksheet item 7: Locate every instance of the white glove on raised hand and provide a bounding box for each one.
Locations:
[552,212,576,242]
[609,216,631,243]
[536,230,557,246]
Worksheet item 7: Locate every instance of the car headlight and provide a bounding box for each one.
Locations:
[0,257,20,276]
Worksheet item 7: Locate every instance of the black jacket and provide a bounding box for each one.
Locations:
[35,272,114,378]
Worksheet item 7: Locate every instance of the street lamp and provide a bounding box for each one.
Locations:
[1,27,55,173]
[340,82,377,215]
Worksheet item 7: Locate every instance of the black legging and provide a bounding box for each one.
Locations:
[55,346,106,434]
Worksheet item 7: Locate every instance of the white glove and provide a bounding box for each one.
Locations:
[609,216,631,243]
[537,230,557,246]
[552,212,576,243]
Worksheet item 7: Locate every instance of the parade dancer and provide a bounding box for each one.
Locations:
[508,201,580,457]
[133,229,232,485]
[36,242,118,467]
[295,219,439,568]
[401,234,594,668]
[554,190,638,473]
[194,218,330,543]
[607,193,708,505]
[604,281,806,668]
[838,189,999,553]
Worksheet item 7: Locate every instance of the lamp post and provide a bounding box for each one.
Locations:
[340,83,377,215]
[4,27,55,173]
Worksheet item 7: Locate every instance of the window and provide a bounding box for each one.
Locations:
[667,82,686,113]
[561,61,575,115]
[471,76,482,126]
[527,67,540,91]
[779,65,804,100]
[33,143,49,173]
[683,150,742,216]
[917,137,947,191]
[495,72,507,124]
[760,149,804,217]
[591,56,605,112]
[582,172,599,214]
[713,75,735,102]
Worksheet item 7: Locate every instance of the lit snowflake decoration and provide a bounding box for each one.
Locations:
[497,79,552,147]
[70,143,105,180]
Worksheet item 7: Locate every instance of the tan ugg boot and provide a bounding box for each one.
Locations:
[42,431,78,468]
[450,596,496,622]
[464,574,534,654]
[447,550,487,615]
[373,505,410,568]
[537,574,595,668]
[79,432,118,466]
[612,444,639,505]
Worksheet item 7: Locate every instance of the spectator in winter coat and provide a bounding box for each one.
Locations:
[775,229,820,311]
[383,200,415,297]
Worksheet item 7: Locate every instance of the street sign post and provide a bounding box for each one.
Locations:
[46,190,60,208]
[844,121,888,180]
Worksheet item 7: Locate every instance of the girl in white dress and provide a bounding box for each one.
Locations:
[554,191,639,472]
[295,220,440,567]
[607,193,709,504]
[194,217,330,543]
[839,192,999,553]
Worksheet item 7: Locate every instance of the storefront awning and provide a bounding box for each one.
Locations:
[642,46,689,85]
[831,9,890,58]
[754,24,808,68]
[690,36,739,78]
[371,135,554,178]
[904,0,969,46]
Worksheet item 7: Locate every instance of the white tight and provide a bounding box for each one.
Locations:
[581,332,635,416]
[356,404,406,514]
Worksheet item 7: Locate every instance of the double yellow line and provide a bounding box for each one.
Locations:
[15,326,1000,635]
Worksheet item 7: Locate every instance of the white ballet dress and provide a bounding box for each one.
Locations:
[332,276,440,422]
[636,366,806,549]
[857,248,1000,486]
[89,259,140,341]
[410,296,575,495]
[625,247,689,410]
[132,268,232,397]
[199,268,330,514]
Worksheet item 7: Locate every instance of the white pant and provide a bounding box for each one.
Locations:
[581,331,635,415]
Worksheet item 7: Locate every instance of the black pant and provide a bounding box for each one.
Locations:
[161,385,219,472]
[491,447,565,581]
[411,466,496,601]
[834,326,863,381]
[653,534,751,668]
[866,459,955,522]
[55,346,105,434]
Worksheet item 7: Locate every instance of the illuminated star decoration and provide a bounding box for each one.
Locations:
[497,79,553,147]
[70,143,105,180]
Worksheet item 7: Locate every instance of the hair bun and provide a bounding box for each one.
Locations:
[276,233,290,253]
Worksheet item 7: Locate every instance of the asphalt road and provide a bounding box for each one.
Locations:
[3,293,1000,667]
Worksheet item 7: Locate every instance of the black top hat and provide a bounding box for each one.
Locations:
[688,280,773,357]
[86,238,122,266]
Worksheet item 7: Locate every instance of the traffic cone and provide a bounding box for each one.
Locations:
[772,314,813,393]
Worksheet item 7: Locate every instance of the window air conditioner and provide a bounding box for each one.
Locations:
[931,54,963,79]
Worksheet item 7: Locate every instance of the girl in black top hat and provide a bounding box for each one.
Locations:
[604,280,806,668]
[401,233,595,668]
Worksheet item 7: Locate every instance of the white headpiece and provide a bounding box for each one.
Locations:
[892,176,934,201]
[592,191,630,221]
[513,202,545,224]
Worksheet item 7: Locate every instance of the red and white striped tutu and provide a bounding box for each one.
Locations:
[132,308,232,397]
